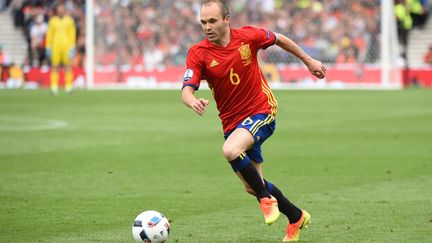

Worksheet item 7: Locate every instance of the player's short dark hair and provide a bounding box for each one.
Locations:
[202,0,230,19]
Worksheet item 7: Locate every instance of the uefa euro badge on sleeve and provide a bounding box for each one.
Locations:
[183,69,193,82]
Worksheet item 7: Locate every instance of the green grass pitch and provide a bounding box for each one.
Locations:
[0,89,431,242]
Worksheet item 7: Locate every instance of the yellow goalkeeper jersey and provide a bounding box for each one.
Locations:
[46,15,76,50]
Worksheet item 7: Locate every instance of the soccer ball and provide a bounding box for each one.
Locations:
[132,210,170,243]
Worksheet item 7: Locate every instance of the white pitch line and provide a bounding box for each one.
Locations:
[0,116,68,132]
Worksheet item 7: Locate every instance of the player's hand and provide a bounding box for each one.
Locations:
[69,48,75,59]
[45,48,51,58]
[191,98,209,116]
[305,58,326,79]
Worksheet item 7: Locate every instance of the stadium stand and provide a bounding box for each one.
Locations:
[0,0,431,88]
[92,0,381,67]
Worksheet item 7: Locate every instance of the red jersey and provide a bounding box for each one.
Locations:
[183,26,278,133]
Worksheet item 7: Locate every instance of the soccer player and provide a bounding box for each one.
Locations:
[181,0,326,241]
[45,4,76,95]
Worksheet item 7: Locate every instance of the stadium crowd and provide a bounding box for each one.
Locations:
[92,0,383,69]
[92,0,430,69]
[0,0,431,73]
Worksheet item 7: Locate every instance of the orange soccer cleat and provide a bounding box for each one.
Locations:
[283,210,311,242]
[259,196,280,225]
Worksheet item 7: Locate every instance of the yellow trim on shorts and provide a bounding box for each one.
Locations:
[250,114,275,135]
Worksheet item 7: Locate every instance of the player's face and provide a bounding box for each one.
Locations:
[200,3,229,44]
[57,5,65,17]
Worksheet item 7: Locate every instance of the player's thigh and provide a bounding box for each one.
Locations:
[222,128,254,161]
[51,50,61,66]
[60,47,71,66]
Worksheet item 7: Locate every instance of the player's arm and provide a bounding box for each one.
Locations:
[182,49,208,116]
[274,32,326,79]
[181,86,209,116]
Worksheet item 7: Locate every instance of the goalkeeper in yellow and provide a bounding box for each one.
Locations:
[45,4,76,94]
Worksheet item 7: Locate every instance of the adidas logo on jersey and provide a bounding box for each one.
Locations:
[210,59,219,67]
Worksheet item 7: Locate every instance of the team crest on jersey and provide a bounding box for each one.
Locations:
[238,44,252,66]
[183,69,193,82]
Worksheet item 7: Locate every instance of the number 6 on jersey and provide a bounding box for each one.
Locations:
[230,67,240,85]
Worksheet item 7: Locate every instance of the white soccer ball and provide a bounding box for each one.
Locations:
[132,210,170,243]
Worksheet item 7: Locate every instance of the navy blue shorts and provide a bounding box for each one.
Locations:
[224,113,276,171]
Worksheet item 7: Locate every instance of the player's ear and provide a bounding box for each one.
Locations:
[224,15,230,26]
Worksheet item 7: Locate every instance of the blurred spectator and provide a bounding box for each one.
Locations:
[395,0,412,54]
[30,14,47,66]
[12,0,25,28]
[409,0,429,29]
[0,44,9,82]
[423,44,432,64]
[0,45,3,82]
[336,47,358,64]
[144,40,164,71]
[6,62,24,89]
[0,45,4,65]
[1,0,12,11]
[72,33,85,67]
[0,44,11,66]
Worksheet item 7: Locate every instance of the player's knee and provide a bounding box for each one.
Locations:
[222,144,243,161]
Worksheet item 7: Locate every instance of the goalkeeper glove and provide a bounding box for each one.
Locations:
[69,48,75,59]
[45,48,51,58]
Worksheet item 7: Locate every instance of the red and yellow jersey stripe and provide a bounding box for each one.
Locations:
[261,78,278,116]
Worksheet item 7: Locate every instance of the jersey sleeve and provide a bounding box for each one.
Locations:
[182,48,203,90]
[248,26,277,50]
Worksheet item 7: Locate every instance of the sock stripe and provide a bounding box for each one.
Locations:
[229,153,251,171]
[264,179,274,194]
